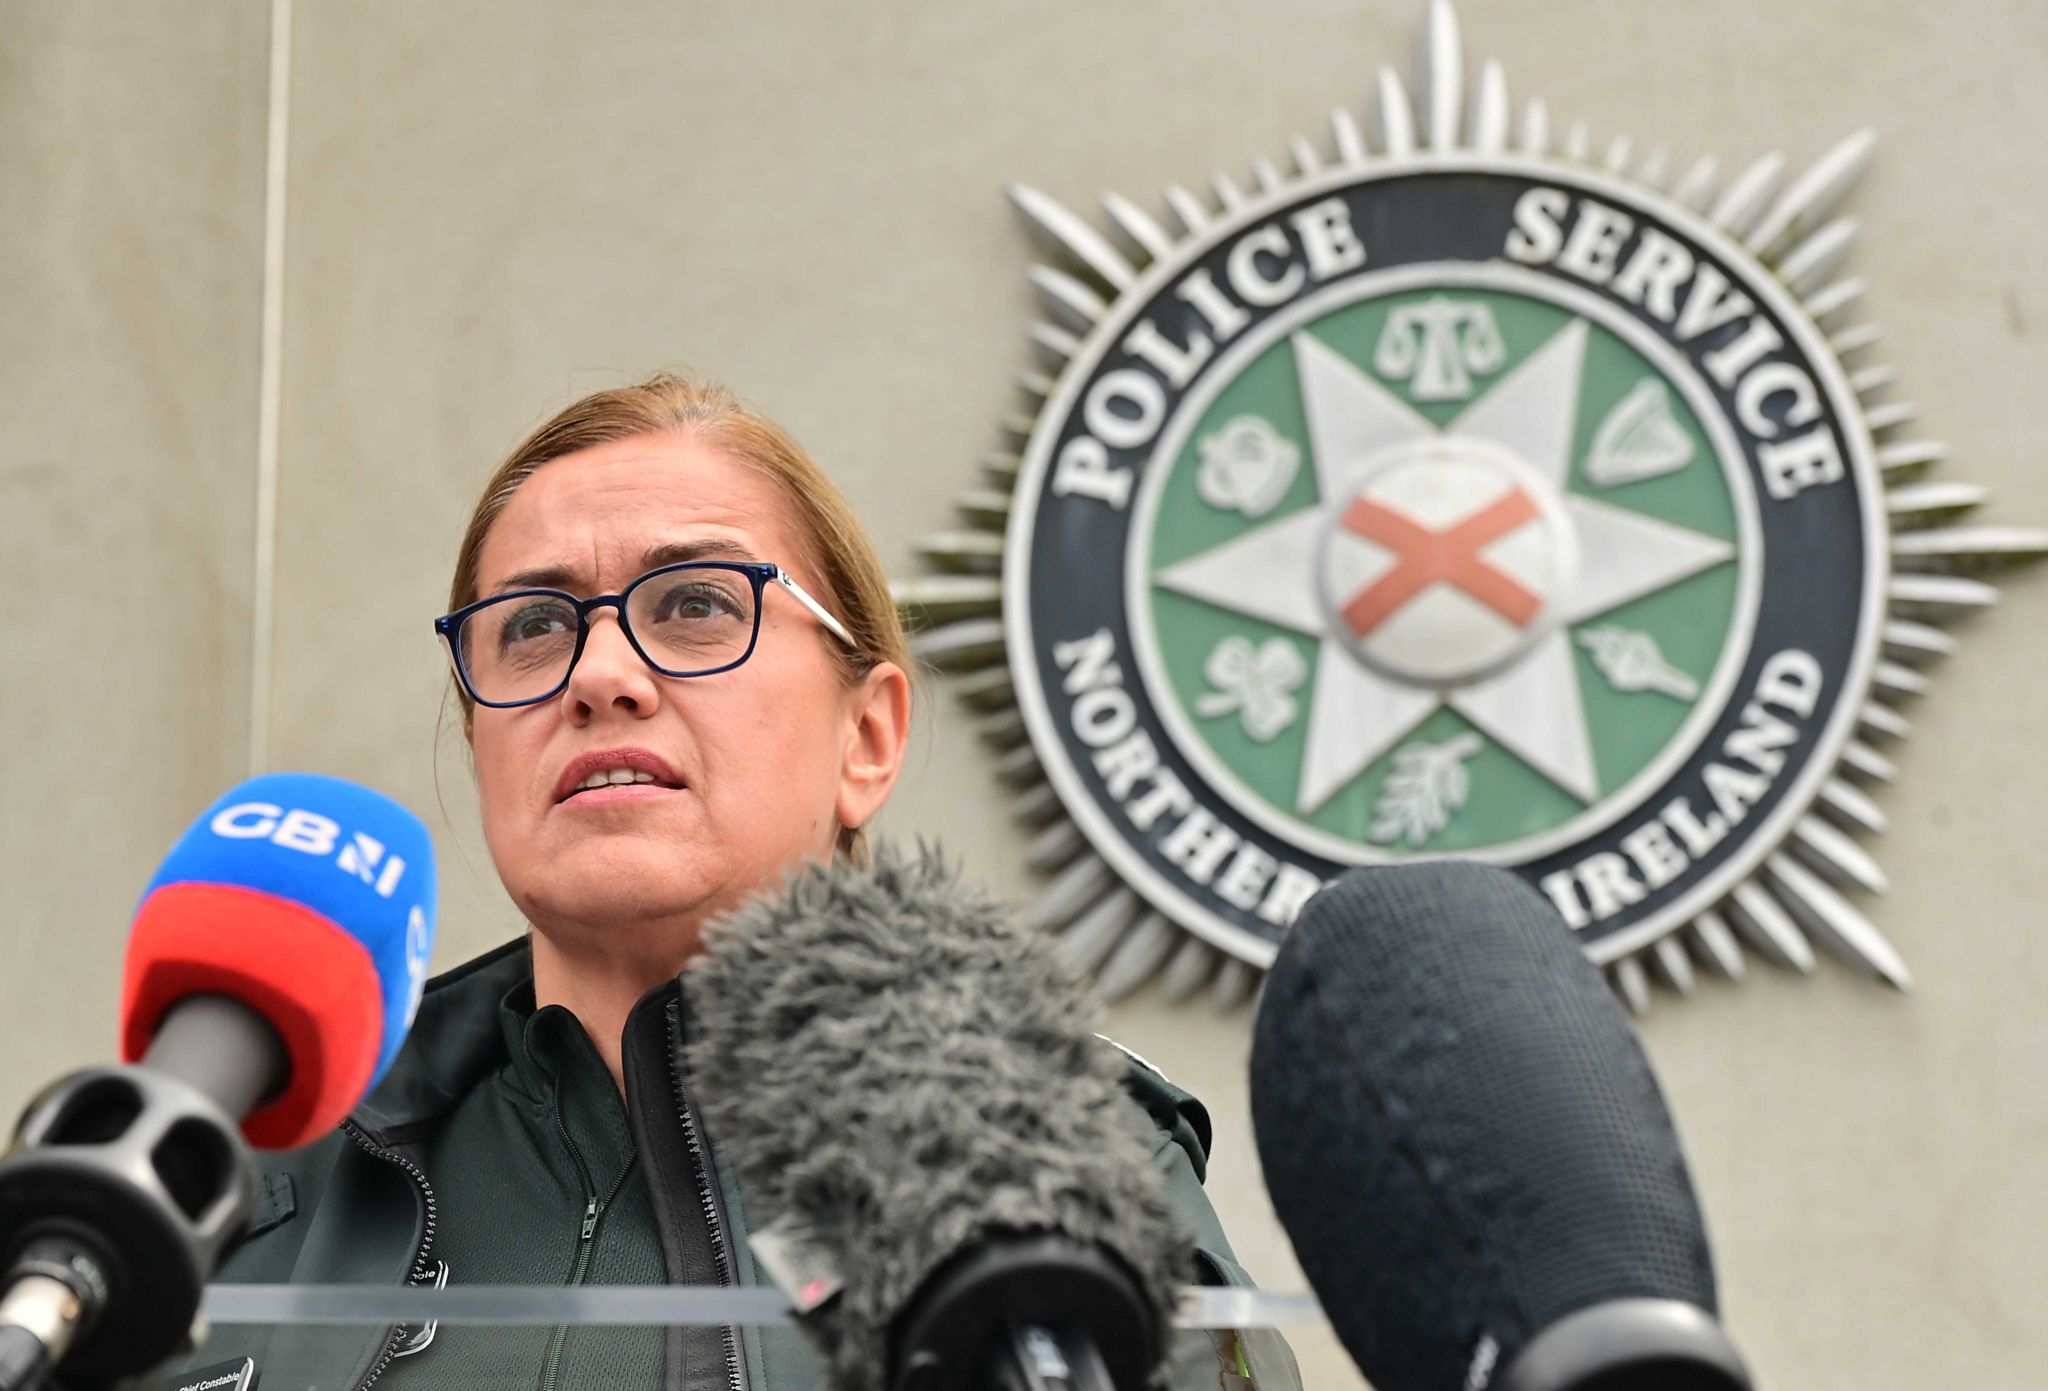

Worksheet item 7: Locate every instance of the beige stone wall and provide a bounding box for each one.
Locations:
[3,2,2043,1387]
[0,0,268,1163]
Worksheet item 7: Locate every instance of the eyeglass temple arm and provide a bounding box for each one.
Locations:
[773,571,859,651]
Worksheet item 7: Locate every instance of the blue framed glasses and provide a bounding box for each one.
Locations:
[435,561,857,709]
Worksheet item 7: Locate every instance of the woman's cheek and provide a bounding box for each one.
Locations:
[716,699,827,839]
[471,723,538,855]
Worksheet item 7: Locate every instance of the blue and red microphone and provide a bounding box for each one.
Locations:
[0,774,438,1389]
[122,773,438,1150]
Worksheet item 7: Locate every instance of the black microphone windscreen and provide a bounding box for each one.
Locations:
[683,848,1187,1391]
[1250,862,1718,1391]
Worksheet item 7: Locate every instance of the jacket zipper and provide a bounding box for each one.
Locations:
[343,1120,439,1391]
[667,1007,743,1391]
[539,1102,640,1391]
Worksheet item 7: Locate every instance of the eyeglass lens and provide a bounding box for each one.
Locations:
[456,568,758,703]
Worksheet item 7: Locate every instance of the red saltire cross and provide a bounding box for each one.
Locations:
[1337,489,1544,637]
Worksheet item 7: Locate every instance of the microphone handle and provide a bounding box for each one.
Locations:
[0,1028,266,1383]
[890,1235,1157,1391]
[984,1322,1118,1391]
[139,995,289,1123]
[0,1325,53,1391]
[1499,1298,1751,1391]
[0,1239,104,1391]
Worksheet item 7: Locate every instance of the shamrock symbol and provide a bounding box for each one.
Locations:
[1194,635,1307,742]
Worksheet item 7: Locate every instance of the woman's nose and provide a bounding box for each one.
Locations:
[562,610,661,722]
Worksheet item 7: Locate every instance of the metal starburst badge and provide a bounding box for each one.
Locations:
[895,0,2046,1013]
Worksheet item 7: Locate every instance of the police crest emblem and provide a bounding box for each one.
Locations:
[899,1,2044,1010]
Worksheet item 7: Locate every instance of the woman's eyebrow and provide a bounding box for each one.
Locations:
[487,539,760,594]
[641,538,759,567]
[490,565,579,593]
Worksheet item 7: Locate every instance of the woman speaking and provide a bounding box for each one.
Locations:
[200,374,1299,1390]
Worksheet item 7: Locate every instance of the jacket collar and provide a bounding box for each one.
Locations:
[348,936,695,1142]
[349,935,535,1139]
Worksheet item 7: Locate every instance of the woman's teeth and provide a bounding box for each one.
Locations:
[578,768,660,791]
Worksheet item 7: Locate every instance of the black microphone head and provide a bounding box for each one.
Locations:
[683,846,1188,1391]
[1251,861,1739,1391]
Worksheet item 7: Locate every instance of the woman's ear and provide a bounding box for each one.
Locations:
[836,661,912,835]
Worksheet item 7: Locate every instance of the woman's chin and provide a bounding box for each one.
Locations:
[510,846,730,934]
[497,807,830,945]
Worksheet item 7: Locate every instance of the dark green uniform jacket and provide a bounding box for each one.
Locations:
[158,940,1300,1391]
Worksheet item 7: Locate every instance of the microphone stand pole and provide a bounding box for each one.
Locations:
[890,1235,1156,1391]
[0,998,278,1389]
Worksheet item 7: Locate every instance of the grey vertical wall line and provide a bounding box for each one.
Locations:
[249,0,293,775]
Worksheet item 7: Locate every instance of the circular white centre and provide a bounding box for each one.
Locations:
[1314,434,1579,688]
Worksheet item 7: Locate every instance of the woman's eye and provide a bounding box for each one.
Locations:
[654,584,742,622]
[501,602,575,645]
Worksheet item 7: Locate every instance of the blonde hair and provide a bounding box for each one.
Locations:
[448,373,911,863]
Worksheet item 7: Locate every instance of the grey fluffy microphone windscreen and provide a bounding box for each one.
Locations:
[1251,862,1749,1391]
[682,848,1189,1391]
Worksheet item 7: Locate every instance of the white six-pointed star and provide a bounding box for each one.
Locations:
[1156,317,1736,817]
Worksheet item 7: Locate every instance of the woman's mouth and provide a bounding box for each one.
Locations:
[559,780,681,806]
[552,749,687,804]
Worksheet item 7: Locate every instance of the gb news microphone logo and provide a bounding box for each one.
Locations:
[209,798,432,1016]
[897,1,2042,1008]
